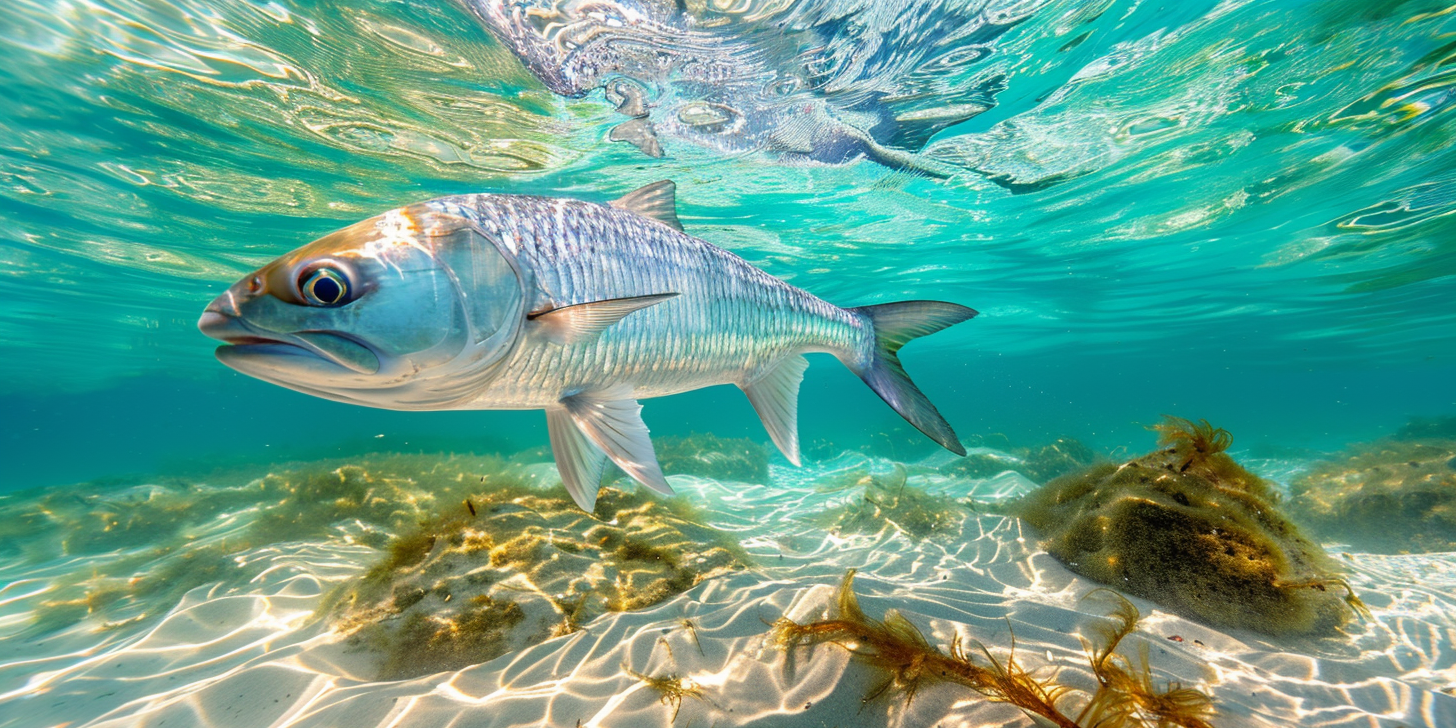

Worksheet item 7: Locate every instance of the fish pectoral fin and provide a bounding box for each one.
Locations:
[547,407,611,512]
[608,118,665,160]
[561,388,673,497]
[528,293,678,345]
[610,179,683,231]
[739,354,810,466]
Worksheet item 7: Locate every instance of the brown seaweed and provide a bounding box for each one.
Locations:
[626,668,705,723]
[815,465,965,540]
[772,570,1215,728]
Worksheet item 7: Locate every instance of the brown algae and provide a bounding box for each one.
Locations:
[941,435,1102,484]
[1287,426,1456,554]
[815,464,966,540]
[627,668,706,723]
[1010,416,1361,636]
[15,454,544,634]
[327,484,749,679]
[771,570,1215,728]
[649,433,771,484]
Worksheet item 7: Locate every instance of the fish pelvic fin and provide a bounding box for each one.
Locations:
[546,407,611,512]
[739,354,809,466]
[528,293,678,345]
[845,301,977,456]
[560,388,674,498]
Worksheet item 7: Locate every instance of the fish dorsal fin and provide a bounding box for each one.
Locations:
[610,180,683,231]
[739,355,810,466]
[561,388,674,497]
[528,293,678,345]
[546,406,611,512]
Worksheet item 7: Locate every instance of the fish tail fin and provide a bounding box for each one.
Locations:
[845,300,977,456]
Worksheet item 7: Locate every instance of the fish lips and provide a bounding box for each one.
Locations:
[198,310,380,376]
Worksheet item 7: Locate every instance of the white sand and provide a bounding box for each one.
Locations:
[1,454,1453,727]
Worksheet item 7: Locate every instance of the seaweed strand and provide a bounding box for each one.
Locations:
[772,571,1216,728]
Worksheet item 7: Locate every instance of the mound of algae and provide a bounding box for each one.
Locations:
[6,454,631,635]
[940,435,1102,484]
[814,464,967,540]
[1009,417,1364,637]
[324,484,749,679]
[772,570,1215,728]
[1287,421,1456,554]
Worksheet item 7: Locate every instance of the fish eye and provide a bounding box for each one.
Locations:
[298,265,351,307]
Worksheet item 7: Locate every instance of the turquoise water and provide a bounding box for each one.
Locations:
[3,0,1453,487]
[2,3,1456,726]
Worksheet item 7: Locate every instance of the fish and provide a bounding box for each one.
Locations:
[456,0,1035,173]
[198,181,976,510]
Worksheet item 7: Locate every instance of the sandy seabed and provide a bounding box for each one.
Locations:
[1,453,1453,728]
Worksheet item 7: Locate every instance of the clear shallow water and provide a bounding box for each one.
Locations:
[1,0,1454,489]
[2,1,1456,489]
[1,1,1456,726]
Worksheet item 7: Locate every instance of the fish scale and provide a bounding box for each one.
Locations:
[456,193,867,407]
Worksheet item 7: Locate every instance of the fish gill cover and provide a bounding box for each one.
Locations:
[0,1,1455,727]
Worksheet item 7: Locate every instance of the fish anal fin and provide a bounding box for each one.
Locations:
[739,354,809,466]
[546,407,610,512]
[528,293,678,345]
[561,388,674,496]
[608,118,665,160]
[610,179,683,231]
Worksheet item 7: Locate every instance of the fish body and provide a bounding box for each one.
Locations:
[199,182,975,509]
[457,0,1033,170]
[465,195,867,407]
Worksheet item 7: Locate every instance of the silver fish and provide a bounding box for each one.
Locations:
[198,181,975,510]
[458,0,1034,172]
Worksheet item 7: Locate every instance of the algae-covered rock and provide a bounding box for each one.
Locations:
[1010,417,1361,637]
[1288,430,1456,554]
[326,485,749,679]
[815,464,965,540]
[940,436,1100,484]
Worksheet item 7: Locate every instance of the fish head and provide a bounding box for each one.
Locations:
[199,202,527,408]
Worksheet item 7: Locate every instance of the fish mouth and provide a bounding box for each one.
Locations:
[198,309,380,375]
